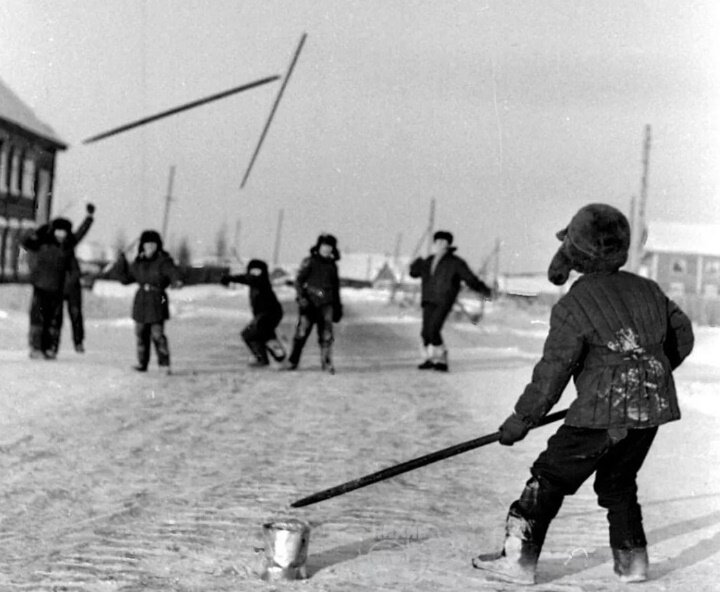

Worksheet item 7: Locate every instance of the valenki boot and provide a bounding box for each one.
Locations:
[283,338,305,370]
[266,338,286,362]
[320,344,335,374]
[472,513,540,585]
[246,339,270,367]
[612,547,649,583]
[433,346,449,372]
[417,345,435,370]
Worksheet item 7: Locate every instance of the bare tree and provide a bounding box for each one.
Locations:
[177,236,192,267]
[215,224,228,264]
[113,229,127,256]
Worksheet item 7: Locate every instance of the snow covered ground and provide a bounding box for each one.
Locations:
[0,282,718,591]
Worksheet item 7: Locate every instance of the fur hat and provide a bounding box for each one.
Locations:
[313,233,341,260]
[548,203,631,286]
[316,233,337,249]
[433,230,454,244]
[51,217,72,233]
[247,258,269,275]
[138,229,164,254]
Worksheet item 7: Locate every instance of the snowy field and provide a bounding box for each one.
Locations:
[1,282,719,591]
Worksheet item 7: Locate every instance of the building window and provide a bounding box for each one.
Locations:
[669,281,685,296]
[22,156,36,198]
[9,146,21,195]
[0,141,8,193]
[704,259,720,277]
[671,257,687,275]
[704,284,719,298]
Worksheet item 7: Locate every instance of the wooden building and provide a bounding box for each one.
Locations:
[642,222,720,297]
[642,221,720,325]
[0,76,67,281]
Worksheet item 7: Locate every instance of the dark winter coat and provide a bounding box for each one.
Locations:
[21,225,72,293]
[295,251,342,319]
[116,251,181,324]
[514,270,694,429]
[226,263,283,319]
[63,215,94,295]
[409,248,491,309]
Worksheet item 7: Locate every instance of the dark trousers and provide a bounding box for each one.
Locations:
[134,322,170,368]
[421,303,452,346]
[29,287,64,353]
[241,312,282,363]
[512,425,657,549]
[289,303,334,365]
[63,282,85,346]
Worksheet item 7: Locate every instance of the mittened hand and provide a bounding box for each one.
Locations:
[86,203,96,215]
[220,274,231,286]
[332,303,343,323]
[498,413,530,446]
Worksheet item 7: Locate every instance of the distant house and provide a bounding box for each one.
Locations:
[337,252,411,288]
[642,222,720,298]
[1,76,67,281]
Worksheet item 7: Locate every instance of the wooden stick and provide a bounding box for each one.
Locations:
[240,33,307,189]
[83,76,280,144]
[290,409,568,508]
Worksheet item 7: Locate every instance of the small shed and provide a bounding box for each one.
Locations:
[338,253,410,288]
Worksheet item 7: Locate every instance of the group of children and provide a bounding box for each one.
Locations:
[219,232,342,373]
[22,202,695,585]
[21,203,95,359]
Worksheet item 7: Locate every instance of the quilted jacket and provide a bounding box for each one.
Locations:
[514,270,694,429]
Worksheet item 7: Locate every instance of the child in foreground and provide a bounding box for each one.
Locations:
[472,203,694,585]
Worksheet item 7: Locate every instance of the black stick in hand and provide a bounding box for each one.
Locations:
[290,409,568,508]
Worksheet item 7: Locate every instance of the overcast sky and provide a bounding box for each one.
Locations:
[1,1,718,272]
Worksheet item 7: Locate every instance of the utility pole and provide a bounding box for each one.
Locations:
[161,165,175,240]
[272,208,284,268]
[232,218,242,262]
[425,198,436,256]
[628,125,651,272]
[393,232,403,263]
[492,237,501,293]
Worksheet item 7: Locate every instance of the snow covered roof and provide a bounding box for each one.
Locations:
[644,222,720,257]
[0,76,67,148]
[497,273,564,296]
[338,253,411,283]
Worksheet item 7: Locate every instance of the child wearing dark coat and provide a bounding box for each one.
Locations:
[61,203,95,353]
[221,259,286,367]
[285,233,342,373]
[409,230,492,371]
[472,203,694,585]
[114,230,181,374]
[21,218,74,359]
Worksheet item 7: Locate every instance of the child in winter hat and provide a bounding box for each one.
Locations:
[472,202,694,585]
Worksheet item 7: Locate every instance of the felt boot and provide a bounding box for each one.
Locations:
[472,513,540,585]
[433,346,449,372]
[320,344,335,374]
[612,547,649,583]
[417,345,435,369]
[246,339,270,367]
[266,338,287,362]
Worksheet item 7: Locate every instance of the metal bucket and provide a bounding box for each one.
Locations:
[260,518,311,581]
